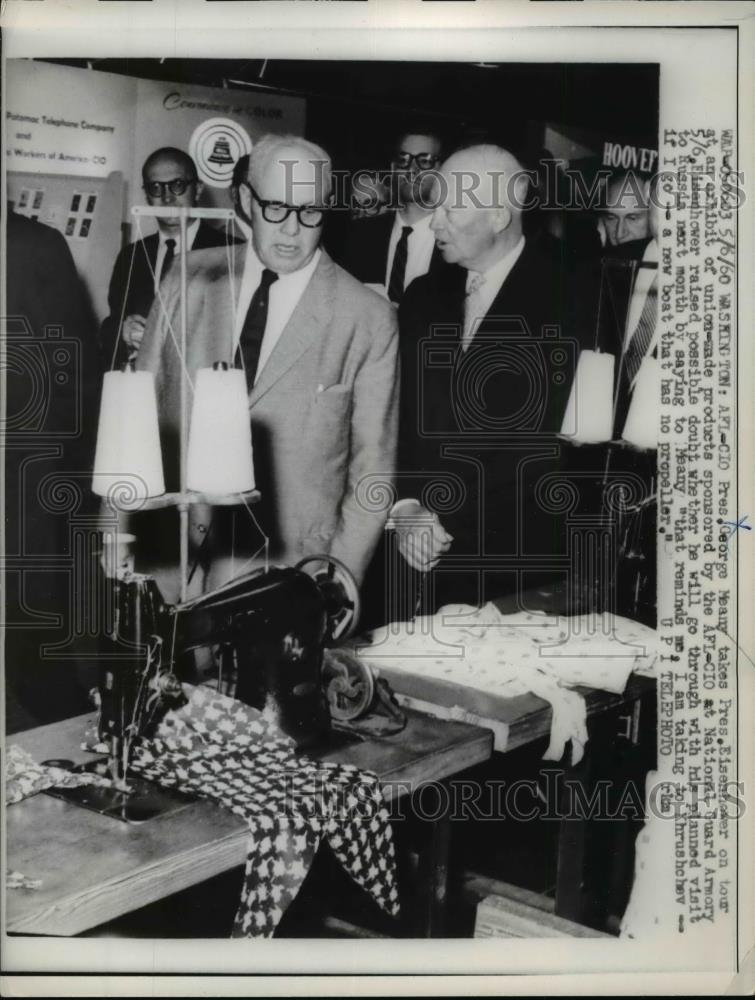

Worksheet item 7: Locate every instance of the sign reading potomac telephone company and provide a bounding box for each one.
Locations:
[5,60,306,198]
[5,62,133,178]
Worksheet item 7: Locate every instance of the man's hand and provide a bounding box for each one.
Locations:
[389,500,453,572]
[122,314,147,353]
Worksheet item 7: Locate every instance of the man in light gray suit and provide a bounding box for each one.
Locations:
[136,135,399,603]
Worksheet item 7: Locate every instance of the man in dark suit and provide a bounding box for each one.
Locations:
[100,147,236,370]
[581,176,655,434]
[5,212,101,729]
[528,173,658,628]
[584,176,659,626]
[337,128,448,303]
[389,144,582,614]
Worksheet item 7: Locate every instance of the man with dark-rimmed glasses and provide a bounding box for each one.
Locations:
[100,146,236,370]
[136,134,399,603]
[337,127,451,304]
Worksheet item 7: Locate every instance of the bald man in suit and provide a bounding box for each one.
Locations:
[392,144,582,613]
[136,135,399,604]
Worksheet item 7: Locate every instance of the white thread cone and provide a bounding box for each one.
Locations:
[621,356,659,450]
[560,349,615,443]
[187,366,255,494]
[92,369,165,504]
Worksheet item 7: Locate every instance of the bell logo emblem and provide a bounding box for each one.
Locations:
[190,118,253,189]
[208,137,234,166]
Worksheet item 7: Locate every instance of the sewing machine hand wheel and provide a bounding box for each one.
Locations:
[295,554,361,641]
[322,648,374,721]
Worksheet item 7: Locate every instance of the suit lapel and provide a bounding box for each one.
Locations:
[375,212,395,277]
[426,265,464,336]
[487,247,526,321]
[248,251,334,407]
[476,243,537,337]
[429,242,447,277]
[128,234,159,316]
[137,233,160,283]
[142,232,160,264]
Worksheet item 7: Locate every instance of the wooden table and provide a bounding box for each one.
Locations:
[374,666,655,754]
[5,709,493,937]
[369,668,657,929]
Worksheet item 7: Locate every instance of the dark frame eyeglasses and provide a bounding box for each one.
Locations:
[143,177,195,198]
[246,183,326,228]
[393,151,440,170]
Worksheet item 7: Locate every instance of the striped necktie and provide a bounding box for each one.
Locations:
[462,271,486,349]
[614,276,657,436]
[625,277,657,384]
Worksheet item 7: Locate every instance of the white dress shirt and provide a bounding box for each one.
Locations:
[462,235,526,348]
[234,243,321,381]
[154,220,200,293]
[384,211,436,294]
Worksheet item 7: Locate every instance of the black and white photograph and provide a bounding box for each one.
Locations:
[1,2,752,996]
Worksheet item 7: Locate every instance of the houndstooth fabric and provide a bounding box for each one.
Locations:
[5,744,112,805]
[130,685,400,937]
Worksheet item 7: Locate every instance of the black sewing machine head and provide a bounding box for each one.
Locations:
[170,558,360,747]
[101,555,361,756]
[54,556,391,822]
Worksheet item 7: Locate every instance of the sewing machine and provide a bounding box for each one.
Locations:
[167,556,362,746]
[47,556,396,822]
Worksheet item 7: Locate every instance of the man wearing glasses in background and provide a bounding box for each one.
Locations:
[136,134,399,603]
[100,147,235,370]
[338,127,452,304]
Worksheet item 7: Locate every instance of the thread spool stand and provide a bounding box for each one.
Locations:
[106,205,259,603]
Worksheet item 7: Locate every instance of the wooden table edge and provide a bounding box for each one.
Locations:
[5,823,251,937]
[6,710,494,937]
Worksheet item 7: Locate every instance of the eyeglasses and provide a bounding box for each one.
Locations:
[393,151,440,170]
[143,178,195,198]
[246,184,326,228]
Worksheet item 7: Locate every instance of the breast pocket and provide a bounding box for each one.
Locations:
[307,383,352,484]
[313,383,352,427]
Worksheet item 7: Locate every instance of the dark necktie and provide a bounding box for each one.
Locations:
[387,225,412,304]
[237,268,279,391]
[614,277,657,437]
[160,238,176,282]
